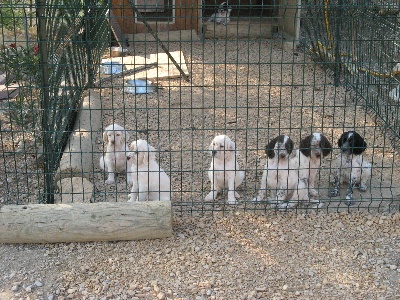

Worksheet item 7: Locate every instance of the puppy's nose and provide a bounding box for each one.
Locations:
[127,156,131,160]
[279,152,286,158]
[212,150,217,156]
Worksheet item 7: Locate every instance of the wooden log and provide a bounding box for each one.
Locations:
[0,201,172,244]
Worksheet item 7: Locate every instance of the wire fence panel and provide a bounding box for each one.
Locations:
[0,1,399,212]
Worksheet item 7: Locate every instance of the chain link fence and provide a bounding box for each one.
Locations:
[0,0,399,212]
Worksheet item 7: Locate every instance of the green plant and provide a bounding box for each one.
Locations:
[0,43,41,131]
[0,0,25,31]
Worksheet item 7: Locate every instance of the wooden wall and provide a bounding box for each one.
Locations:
[111,0,200,34]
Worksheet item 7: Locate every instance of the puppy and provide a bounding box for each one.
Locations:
[291,133,332,200]
[205,135,244,205]
[127,139,171,202]
[253,135,309,209]
[207,2,232,25]
[329,131,372,205]
[99,123,132,184]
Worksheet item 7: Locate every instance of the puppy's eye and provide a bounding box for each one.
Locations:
[220,145,224,148]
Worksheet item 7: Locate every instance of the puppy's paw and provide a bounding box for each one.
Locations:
[227,197,238,205]
[359,185,368,192]
[309,189,319,198]
[205,191,216,201]
[328,188,339,198]
[105,178,115,184]
[345,193,355,206]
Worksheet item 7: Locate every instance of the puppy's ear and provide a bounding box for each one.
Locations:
[337,132,346,148]
[148,144,156,161]
[353,132,367,155]
[265,137,278,159]
[320,135,332,157]
[299,135,312,157]
[228,139,236,151]
[123,130,130,144]
[103,131,108,144]
[208,140,215,152]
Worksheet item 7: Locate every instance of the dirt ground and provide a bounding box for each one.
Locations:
[1,40,400,299]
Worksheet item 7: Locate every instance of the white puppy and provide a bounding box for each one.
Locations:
[253,135,309,209]
[99,123,132,184]
[205,135,244,205]
[127,139,171,202]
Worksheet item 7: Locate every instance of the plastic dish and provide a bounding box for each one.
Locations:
[125,79,155,94]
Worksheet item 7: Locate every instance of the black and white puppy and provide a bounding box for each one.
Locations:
[207,2,232,25]
[253,135,309,209]
[329,131,372,205]
[291,133,332,200]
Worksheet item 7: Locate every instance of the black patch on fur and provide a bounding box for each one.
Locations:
[299,135,312,157]
[265,135,293,159]
[320,134,332,157]
[338,131,367,155]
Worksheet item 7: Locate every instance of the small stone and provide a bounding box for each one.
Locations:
[67,288,76,294]
[282,284,288,290]
[157,292,166,299]
[11,285,19,292]
[35,281,43,287]
[25,285,32,292]
[48,295,54,300]
[389,265,397,270]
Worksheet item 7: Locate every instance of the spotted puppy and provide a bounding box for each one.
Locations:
[207,2,232,25]
[329,131,372,205]
[291,133,332,207]
[253,135,309,209]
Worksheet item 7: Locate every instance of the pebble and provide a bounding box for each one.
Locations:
[11,285,19,292]
[35,281,43,287]
[157,292,166,299]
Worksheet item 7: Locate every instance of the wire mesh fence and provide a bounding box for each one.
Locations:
[0,0,399,213]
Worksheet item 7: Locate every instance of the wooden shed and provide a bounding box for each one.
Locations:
[110,0,300,42]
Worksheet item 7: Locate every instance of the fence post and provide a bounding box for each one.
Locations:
[36,0,55,204]
[334,0,343,86]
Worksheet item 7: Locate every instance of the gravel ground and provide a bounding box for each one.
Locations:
[1,211,399,300]
[1,39,400,300]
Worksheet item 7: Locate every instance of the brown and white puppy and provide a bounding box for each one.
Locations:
[127,139,171,202]
[329,131,371,205]
[99,123,132,184]
[253,135,309,209]
[205,135,244,205]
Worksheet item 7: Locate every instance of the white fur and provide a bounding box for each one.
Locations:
[253,135,309,209]
[205,135,244,205]
[329,131,372,205]
[99,123,132,184]
[207,2,232,25]
[127,139,171,202]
